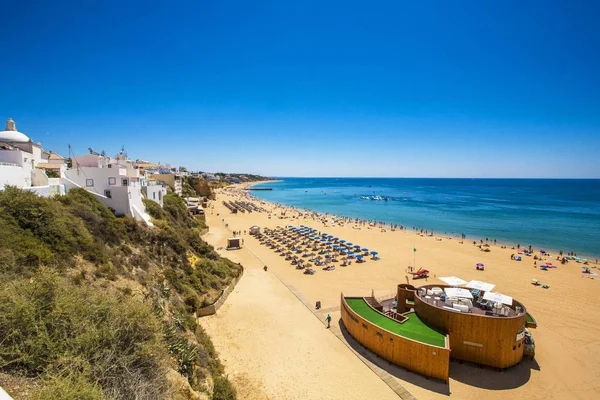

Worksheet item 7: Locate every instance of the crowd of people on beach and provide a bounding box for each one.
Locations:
[216,185,597,266]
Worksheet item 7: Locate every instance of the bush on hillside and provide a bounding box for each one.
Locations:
[0,187,101,269]
[57,188,127,246]
[0,188,240,399]
[213,376,237,400]
[31,372,104,400]
[0,268,170,399]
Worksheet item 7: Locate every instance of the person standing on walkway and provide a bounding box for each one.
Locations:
[326,314,332,328]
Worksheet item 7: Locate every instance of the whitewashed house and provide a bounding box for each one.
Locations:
[141,179,167,207]
[0,118,66,196]
[63,150,156,225]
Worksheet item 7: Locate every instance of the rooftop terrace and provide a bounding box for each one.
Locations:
[345,298,446,347]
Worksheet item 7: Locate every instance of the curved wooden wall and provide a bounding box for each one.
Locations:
[396,284,416,313]
[340,294,450,381]
[414,284,527,368]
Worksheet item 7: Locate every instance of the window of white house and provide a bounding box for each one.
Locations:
[86,179,94,187]
[108,177,116,185]
[122,178,128,186]
[104,190,112,198]
[153,192,156,199]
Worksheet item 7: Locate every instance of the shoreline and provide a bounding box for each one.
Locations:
[244,179,599,262]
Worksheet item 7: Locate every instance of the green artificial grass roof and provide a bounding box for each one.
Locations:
[526,313,535,324]
[345,298,446,347]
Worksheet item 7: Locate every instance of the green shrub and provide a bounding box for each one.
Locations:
[57,188,126,246]
[0,187,100,268]
[0,268,170,399]
[31,371,104,400]
[213,376,237,400]
[142,198,166,220]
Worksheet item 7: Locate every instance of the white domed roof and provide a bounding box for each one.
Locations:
[0,118,30,142]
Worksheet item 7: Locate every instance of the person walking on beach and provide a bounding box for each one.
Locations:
[326,314,332,328]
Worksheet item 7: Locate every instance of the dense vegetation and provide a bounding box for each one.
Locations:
[0,187,240,399]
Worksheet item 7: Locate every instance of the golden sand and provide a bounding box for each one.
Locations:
[199,183,600,400]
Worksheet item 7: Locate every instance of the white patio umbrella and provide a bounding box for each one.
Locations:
[439,276,467,286]
[483,291,513,306]
[466,280,496,292]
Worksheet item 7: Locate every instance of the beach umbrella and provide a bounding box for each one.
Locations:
[361,248,368,252]
[326,241,332,245]
[545,262,552,266]
[476,263,484,267]
[346,242,353,246]
[353,245,360,249]
[439,276,467,286]
[340,240,346,243]
[333,245,339,249]
[327,235,333,239]
[333,237,339,241]
[540,249,546,254]
[370,251,378,255]
[357,254,363,259]
[466,280,496,292]
[348,251,355,255]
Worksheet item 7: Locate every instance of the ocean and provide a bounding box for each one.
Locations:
[250,178,600,259]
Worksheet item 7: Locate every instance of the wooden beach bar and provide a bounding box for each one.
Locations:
[341,283,536,380]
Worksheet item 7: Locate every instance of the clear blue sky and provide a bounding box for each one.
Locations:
[2,1,599,178]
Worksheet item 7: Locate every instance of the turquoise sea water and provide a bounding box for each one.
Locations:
[251,178,600,259]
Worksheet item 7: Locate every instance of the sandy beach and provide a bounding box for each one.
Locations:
[199,182,600,400]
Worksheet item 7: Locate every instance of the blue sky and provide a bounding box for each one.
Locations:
[1,1,599,178]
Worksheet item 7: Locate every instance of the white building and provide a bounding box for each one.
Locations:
[150,172,183,196]
[63,150,158,225]
[142,180,167,207]
[0,118,66,196]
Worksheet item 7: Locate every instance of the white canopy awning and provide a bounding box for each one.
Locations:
[444,287,473,299]
[466,280,496,292]
[483,291,513,306]
[439,276,467,286]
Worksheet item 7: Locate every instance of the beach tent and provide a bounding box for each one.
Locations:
[439,276,467,286]
[466,280,496,292]
[227,238,242,250]
[444,287,474,299]
[483,291,513,306]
